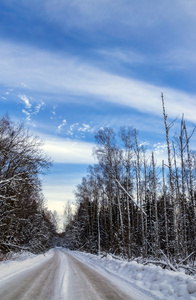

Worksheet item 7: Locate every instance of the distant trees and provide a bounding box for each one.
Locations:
[0,115,56,254]
[64,96,196,267]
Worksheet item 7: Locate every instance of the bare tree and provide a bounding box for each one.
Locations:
[0,115,53,254]
[161,93,179,257]
[134,129,145,256]
[162,160,169,257]
[152,152,159,256]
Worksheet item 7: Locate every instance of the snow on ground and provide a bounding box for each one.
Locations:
[0,250,53,283]
[0,248,195,300]
[71,251,196,300]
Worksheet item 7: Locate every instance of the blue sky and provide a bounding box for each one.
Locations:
[0,0,196,229]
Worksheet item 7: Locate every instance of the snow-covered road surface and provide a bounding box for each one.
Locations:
[0,249,147,300]
[0,250,61,300]
[0,249,195,299]
[63,252,136,300]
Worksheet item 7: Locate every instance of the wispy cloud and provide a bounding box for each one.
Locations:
[78,123,92,132]
[98,48,146,65]
[0,41,195,123]
[40,0,196,33]
[22,109,31,121]
[20,97,45,122]
[42,135,96,164]
[34,101,45,114]
[67,123,79,136]
[153,142,167,155]
[50,105,57,120]
[58,119,67,131]
[144,142,169,167]
[65,122,94,137]
[20,82,29,88]
[18,94,32,109]
[52,105,56,115]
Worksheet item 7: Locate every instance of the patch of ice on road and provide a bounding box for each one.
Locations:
[70,251,196,300]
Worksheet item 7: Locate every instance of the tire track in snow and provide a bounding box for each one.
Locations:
[0,250,61,300]
[0,249,158,300]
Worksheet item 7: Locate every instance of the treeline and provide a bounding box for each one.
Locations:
[0,115,57,254]
[64,96,196,263]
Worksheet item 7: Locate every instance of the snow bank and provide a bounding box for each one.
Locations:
[0,250,53,283]
[72,251,196,300]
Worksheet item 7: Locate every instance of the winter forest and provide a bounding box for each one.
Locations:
[0,95,195,274]
[63,95,196,273]
[0,115,58,255]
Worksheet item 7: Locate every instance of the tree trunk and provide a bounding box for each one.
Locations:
[152,152,159,256]
[162,160,169,257]
[161,93,179,258]
[134,129,145,256]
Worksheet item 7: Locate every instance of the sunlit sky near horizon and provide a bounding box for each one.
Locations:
[0,1,196,229]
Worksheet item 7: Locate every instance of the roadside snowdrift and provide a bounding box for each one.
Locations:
[71,251,196,300]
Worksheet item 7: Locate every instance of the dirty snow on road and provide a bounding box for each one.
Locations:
[0,248,195,300]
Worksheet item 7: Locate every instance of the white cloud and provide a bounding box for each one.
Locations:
[18,94,32,108]
[22,109,31,121]
[145,142,177,167]
[40,0,196,35]
[70,123,79,129]
[98,48,145,65]
[42,135,96,164]
[65,123,94,136]
[153,142,167,154]
[43,183,76,205]
[0,41,195,123]
[52,105,56,115]
[139,141,150,148]
[34,101,45,114]
[50,105,57,119]
[152,143,168,166]
[21,99,45,121]
[21,82,28,88]
[58,119,67,130]
[67,123,79,136]
[78,123,93,133]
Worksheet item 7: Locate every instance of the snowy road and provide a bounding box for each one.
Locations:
[0,249,143,300]
[0,250,61,300]
[0,249,195,300]
[64,252,135,300]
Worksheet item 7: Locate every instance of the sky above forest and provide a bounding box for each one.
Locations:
[0,0,196,229]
